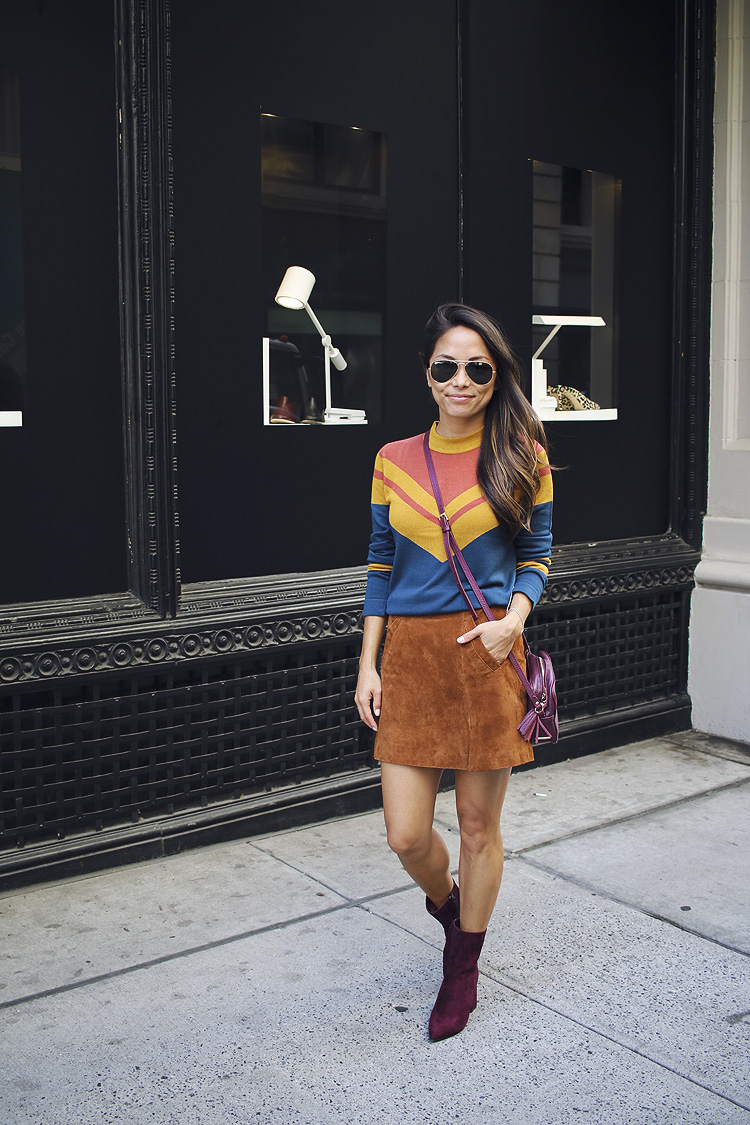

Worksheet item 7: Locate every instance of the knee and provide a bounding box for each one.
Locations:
[386,824,431,861]
[457,808,500,857]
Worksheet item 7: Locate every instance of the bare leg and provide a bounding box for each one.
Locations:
[380,762,454,908]
[454,767,512,932]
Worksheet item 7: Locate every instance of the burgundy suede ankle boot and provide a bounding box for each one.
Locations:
[425,881,460,938]
[428,920,486,1041]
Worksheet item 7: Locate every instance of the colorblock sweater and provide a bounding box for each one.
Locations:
[363,423,553,618]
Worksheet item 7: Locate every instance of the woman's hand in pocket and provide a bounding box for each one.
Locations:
[457,614,522,664]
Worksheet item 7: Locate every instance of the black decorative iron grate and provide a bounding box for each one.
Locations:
[0,587,687,854]
[1,640,370,849]
[530,590,684,713]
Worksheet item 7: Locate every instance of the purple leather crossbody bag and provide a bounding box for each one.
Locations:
[423,430,559,744]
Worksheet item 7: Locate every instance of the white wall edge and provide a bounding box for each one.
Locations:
[693,557,750,592]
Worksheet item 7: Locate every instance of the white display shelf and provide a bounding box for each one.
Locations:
[531,318,616,423]
[537,408,618,422]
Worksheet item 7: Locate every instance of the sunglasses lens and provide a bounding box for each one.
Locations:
[430,360,494,384]
[430,361,457,382]
[466,361,494,384]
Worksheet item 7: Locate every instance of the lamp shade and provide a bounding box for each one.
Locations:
[275,266,316,309]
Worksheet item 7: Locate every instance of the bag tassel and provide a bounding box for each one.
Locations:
[518,709,555,742]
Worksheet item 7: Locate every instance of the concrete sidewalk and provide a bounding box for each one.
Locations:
[1,730,749,1125]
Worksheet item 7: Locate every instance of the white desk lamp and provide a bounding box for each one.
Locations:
[274,266,366,424]
[531,315,616,421]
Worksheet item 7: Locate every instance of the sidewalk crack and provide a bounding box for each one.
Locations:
[509,774,750,857]
[513,852,750,958]
[0,882,419,1013]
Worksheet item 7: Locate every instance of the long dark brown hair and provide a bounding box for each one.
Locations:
[423,302,548,538]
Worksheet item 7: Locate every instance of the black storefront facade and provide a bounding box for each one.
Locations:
[0,1,713,888]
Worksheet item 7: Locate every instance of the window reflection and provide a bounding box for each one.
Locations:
[532,161,620,414]
[0,65,24,426]
[262,114,386,425]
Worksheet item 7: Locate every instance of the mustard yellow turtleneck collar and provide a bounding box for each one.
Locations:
[428,421,484,454]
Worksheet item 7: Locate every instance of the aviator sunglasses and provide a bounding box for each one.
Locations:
[429,359,496,386]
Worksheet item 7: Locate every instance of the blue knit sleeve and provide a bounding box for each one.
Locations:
[363,450,393,617]
[363,502,393,617]
[512,448,553,608]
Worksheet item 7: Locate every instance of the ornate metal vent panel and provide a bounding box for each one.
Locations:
[1,587,688,853]
[1,639,370,849]
[531,590,685,714]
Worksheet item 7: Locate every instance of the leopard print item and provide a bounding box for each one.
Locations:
[548,385,601,411]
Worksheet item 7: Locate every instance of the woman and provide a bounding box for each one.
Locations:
[354,302,553,1041]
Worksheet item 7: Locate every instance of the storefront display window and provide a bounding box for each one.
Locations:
[531,161,620,421]
[261,113,386,426]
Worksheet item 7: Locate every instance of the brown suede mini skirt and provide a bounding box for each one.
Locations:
[374,609,534,772]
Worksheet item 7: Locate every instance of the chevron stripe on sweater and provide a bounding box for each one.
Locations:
[364,422,553,617]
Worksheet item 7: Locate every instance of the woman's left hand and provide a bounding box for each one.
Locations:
[456,614,523,664]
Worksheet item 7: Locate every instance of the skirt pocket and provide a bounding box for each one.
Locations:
[470,634,502,671]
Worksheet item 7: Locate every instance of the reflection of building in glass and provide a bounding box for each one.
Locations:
[261,114,386,424]
[0,63,25,424]
[532,161,620,411]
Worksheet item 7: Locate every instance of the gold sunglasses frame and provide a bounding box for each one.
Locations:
[428,359,496,385]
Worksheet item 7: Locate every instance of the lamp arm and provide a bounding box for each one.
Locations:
[303,300,347,371]
[532,323,563,361]
[302,300,327,340]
